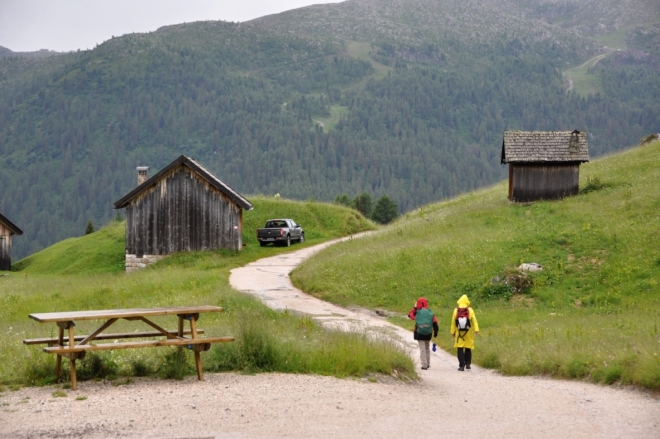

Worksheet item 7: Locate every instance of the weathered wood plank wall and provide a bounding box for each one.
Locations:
[511,163,580,202]
[125,167,242,257]
[0,223,12,271]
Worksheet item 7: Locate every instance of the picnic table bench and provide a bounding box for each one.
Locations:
[24,306,234,390]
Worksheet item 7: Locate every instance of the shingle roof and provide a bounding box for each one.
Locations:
[501,130,589,164]
[0,213,23,235]
[114,155,253,210]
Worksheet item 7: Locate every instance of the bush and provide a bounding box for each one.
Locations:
[159,348,193,380]
[79,353,118,380]
[580,176,611,194]
[562,358,589,379]
[130,358,153,377]
[603,365,623,384]
[24,359,59,386]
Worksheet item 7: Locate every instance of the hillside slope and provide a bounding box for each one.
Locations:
[13,197,373,275]
[292,140,660,389]
[0,199,388,385]
[0,0,658,261]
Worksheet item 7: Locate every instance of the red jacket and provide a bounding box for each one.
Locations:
[408,297,439,341]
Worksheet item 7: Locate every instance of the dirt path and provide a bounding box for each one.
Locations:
[1,236,658,439]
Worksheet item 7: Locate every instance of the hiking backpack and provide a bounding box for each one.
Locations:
[415,308,434,336]
[455,307,471,339]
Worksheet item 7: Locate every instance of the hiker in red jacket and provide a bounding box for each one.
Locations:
[408,297,439,370]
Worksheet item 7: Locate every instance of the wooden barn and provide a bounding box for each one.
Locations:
[114,155,253,272]
[501,130,589,202]
[0,213,23,271]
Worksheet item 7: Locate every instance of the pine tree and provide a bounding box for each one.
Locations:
[85,221,95,235]
[371,195,398,224]
[353,192,373,218]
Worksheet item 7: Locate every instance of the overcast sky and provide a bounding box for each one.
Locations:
[0,0,344,52]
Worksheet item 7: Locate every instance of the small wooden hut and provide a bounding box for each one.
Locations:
[0,213,23,271]
[501,130,589,202]
[114,155,253,272]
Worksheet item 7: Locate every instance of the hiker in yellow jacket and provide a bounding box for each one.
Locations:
[450,294,479,371]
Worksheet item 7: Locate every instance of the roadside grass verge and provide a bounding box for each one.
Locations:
[207,311,413,377]
[292,140,660,390]
[0,200,407,386]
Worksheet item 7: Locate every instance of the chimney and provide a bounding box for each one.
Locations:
[136,166,149,186]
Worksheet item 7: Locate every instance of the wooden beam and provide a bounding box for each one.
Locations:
[43,337,234,354]
[137,316,179,340]
[23,329,206,345]
[68,324,77,390]
[77,318,118,346]
[55,327,63,383]
[190,316,203,381]
[29,306,224,323]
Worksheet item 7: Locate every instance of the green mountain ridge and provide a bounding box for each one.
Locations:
[0,0,658,260]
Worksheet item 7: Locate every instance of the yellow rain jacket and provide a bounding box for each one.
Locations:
[450,295,480,349]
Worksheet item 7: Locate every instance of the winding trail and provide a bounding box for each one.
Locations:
[229,235,660,439]
[1,236,658,439]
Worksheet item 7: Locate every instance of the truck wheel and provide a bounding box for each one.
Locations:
[259,241,267,247]
[299,233,305,244]
[285,235,291,247]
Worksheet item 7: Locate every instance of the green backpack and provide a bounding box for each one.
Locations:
[415,308,434,335]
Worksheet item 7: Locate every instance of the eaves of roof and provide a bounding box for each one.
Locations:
[113,155,253,211]
[0,213,23,235]
[501,130,589,164]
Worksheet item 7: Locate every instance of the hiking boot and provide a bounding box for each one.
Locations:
[421,366,428,370]
[458,366,465,371]
[466,364,471,370]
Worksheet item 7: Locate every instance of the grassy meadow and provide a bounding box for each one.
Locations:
[0,198,417,387]
[292,140,660,390]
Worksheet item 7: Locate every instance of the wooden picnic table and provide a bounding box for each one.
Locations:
[25,306,234,390]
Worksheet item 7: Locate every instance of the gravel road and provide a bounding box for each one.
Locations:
[1,235,658,439]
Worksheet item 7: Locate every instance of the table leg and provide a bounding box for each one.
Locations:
[178,316,184,338]
[55,327,64,383]
[68,323,77,390]
[190,316,204,381]
[70,359,77,391]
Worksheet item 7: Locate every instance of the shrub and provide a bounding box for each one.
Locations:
[563,358,589,379]
[78,353,118,381]
[603,365,623,384]
[580,176,611,194]
[25,360,59,386]
[159,348,193,380]
[130,358,153,377]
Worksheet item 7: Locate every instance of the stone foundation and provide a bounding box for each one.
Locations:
[125,254,166,273]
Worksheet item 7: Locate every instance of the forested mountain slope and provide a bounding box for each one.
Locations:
[1,0,658,259]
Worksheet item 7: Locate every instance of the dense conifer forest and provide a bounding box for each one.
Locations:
[0,0,658,259]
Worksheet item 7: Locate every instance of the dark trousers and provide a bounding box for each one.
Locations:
[457,348,472,367]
